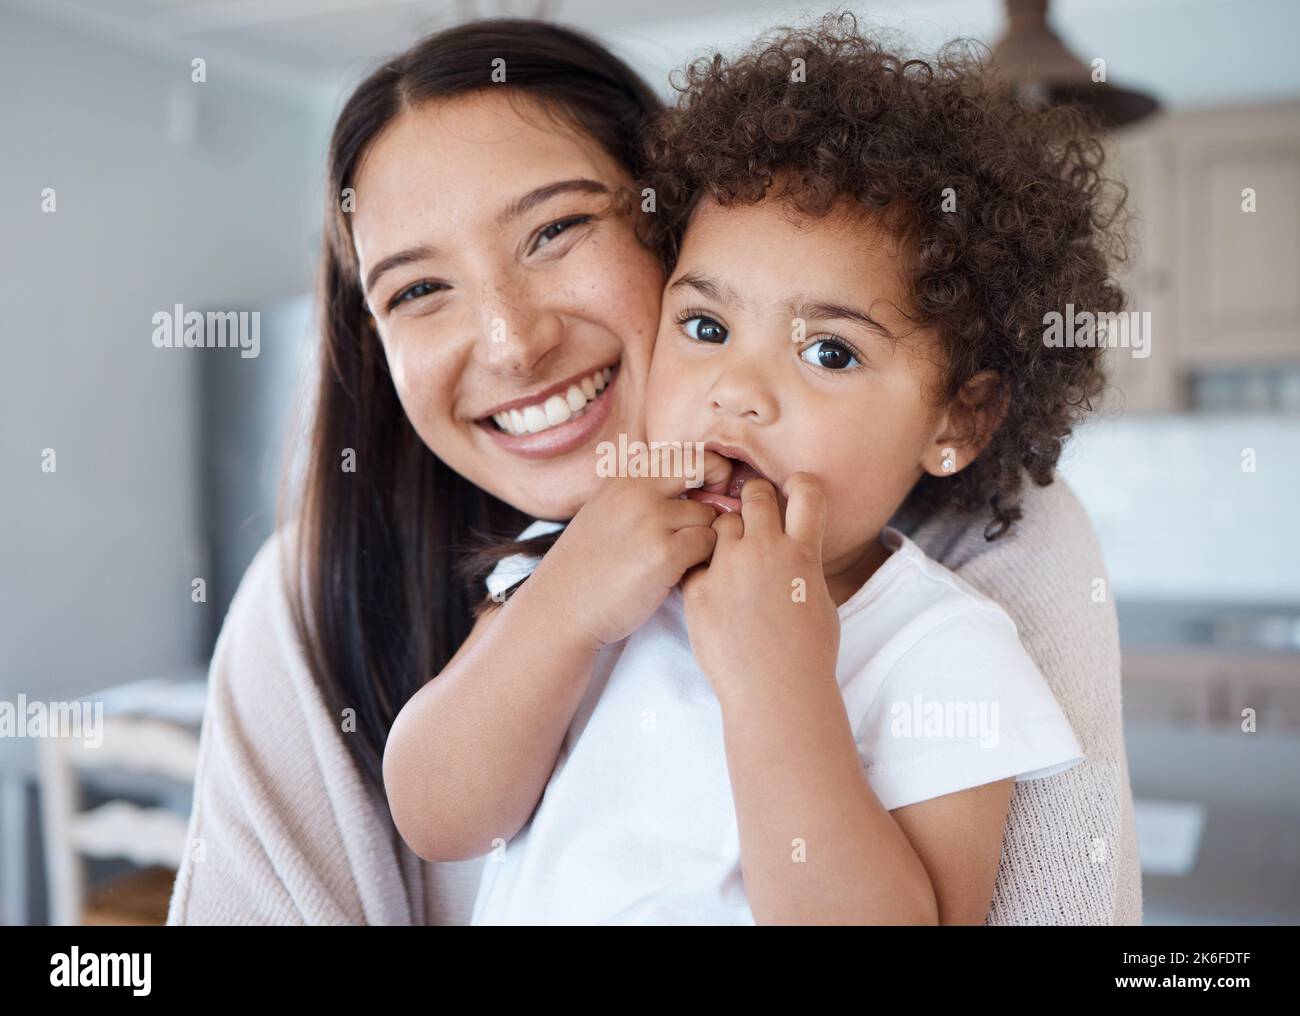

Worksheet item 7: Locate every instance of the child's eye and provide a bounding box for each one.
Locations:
[680,315,728,344]
[800,339,861,370]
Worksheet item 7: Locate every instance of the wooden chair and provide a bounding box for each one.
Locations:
[37,678,204,925]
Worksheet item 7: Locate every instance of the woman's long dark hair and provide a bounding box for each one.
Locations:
[279,20,662,791]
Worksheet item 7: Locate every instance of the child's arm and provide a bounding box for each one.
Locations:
[684,474,1018,923]
[384,452,732,863]
[716,668,1012,924]
[383,569,606,863]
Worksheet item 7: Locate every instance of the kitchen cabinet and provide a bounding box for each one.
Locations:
[1103,101,1300,413]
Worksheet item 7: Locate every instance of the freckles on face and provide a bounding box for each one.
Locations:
[648,196,947,561]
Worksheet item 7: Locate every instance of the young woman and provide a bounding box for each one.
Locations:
[166,18,1140,925]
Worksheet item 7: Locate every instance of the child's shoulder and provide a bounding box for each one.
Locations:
[844,526,1012,619]
[837,526,1026,663]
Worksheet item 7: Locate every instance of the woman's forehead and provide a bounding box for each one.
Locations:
[356,92,620,204]
[350,92,625,257]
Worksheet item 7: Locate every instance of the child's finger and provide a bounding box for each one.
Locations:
[680,559,709,599]
[671,523,717,573]
[639,447,731,495]
[739,478,782,538]
[711,507,744,549]
[695,450,733,492]
[664,497,721,530]
[781,472,826,551]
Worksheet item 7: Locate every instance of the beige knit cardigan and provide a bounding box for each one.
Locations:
[166,475,1142,925]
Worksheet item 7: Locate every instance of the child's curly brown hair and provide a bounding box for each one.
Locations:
[641,12,1129,539]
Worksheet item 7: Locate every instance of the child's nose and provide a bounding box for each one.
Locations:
[707,361,779,424]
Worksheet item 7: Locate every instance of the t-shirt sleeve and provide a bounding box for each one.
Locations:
[483,519,565,600]
[847,605,1085,812]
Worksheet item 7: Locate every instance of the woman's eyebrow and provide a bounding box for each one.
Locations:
[792,299,897,339]
[497,178,610,225]
[365,244,437,298]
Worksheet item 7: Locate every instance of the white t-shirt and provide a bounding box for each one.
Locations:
[470,520,1084,925]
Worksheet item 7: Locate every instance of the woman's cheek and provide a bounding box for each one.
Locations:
[386,329,457,441]
[376,329,422,423]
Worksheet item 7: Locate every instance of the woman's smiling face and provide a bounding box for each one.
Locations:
[351,90,663,520]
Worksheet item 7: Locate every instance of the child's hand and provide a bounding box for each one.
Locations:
[681,473,840,705]
[532,450,733,650]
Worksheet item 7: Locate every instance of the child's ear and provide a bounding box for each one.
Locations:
[922,371,1008,477]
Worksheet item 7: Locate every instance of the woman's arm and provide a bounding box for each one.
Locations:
[168,531,417,925]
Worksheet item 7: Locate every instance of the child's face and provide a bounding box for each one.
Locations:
[645,195,949,578]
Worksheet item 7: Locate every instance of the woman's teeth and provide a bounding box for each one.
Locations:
[491,366,612,436]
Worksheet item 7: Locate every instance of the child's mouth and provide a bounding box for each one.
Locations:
[684,450,777,514]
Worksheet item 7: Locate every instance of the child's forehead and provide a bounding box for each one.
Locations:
[686,192,905,257]
[673,194,911,309]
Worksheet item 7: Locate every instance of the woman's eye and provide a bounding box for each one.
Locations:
[532,215,592,251]
[389,280,445,309]
[801,339,860,370]
[682,315,728,344]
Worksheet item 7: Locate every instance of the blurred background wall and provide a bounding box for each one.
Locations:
[1,4,320,699]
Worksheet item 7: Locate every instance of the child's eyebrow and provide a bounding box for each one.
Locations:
[670,272,899,341]
[790,299,898,340]
[669,271,743,306]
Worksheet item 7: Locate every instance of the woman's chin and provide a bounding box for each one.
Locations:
[465,372,649,519]
[502,477,592,523]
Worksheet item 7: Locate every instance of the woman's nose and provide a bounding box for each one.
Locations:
[470,282,564,375]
